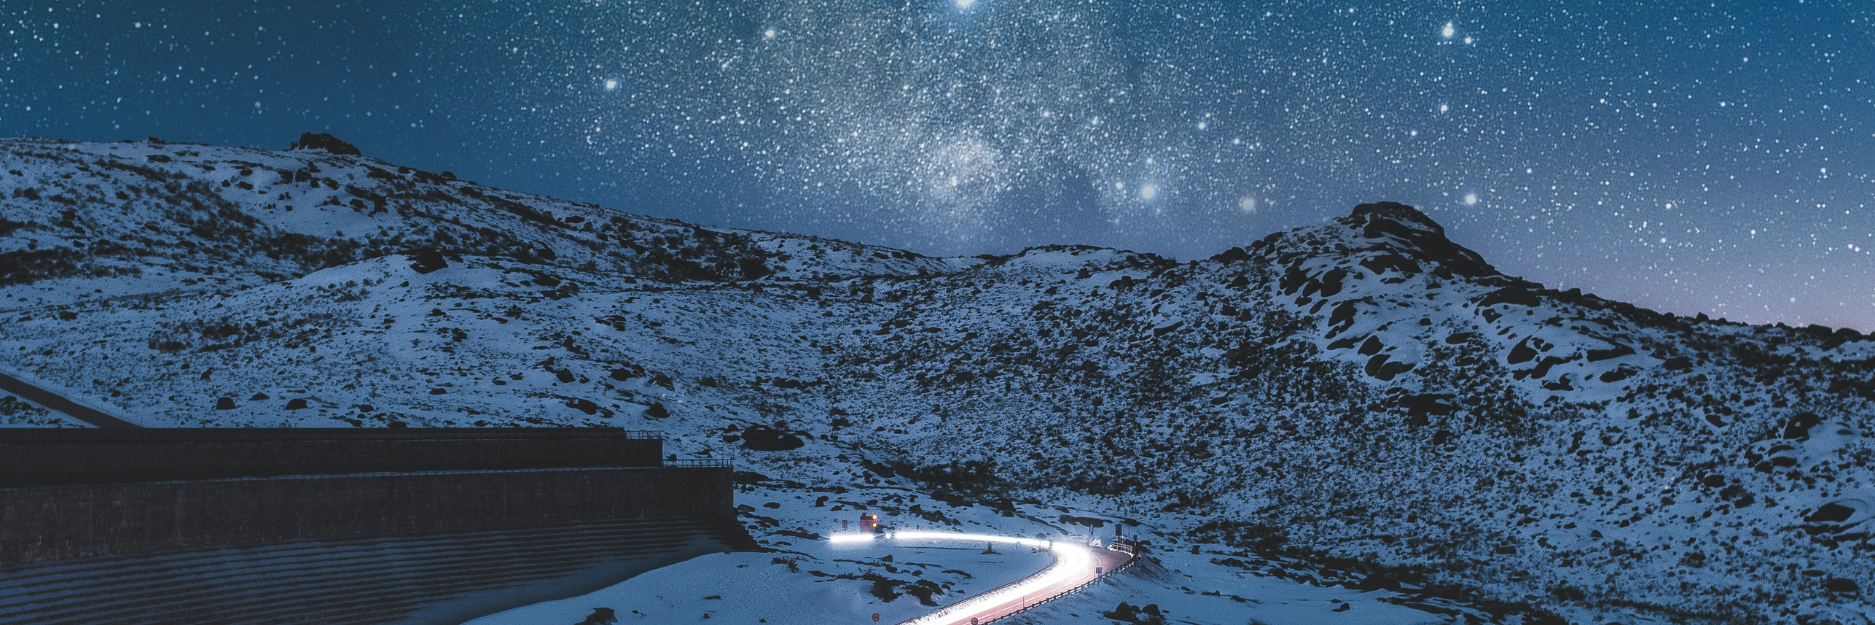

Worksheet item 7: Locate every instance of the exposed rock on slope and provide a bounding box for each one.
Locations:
[2,138,1870,624]
[286,132,362,156]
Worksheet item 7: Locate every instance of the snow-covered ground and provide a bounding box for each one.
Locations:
[464,543,1053,625]
[4,139,1871,624]
[469,472,1456,625]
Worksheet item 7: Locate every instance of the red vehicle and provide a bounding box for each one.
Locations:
[859,513,879,532]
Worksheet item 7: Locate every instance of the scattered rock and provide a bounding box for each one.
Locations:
[575,607,617,625]
[407,248,448,274]
[1480,287,1542,308]
[1586,343,1635,362]
[1364,354,1413,381]
[741,424,804,451]
[1783,412,1823,441]
[1805,502,1855,524]
[1397,393,1456,424]
[1508,337,1538,364]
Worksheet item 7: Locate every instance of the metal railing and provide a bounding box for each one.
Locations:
[0,428,664,443]
[0,464,709,492]
[906,540,1140,625]
[665,458,733,468]
[984,543,1140,623]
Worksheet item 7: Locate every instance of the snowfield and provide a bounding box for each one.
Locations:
[2,137,1871,624]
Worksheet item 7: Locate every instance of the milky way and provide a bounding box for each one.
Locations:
[4,1,1874,329]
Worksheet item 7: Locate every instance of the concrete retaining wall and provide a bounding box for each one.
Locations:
[0,428,664,487]
[0,466,732,567]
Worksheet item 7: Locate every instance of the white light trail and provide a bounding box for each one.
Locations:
[828,530,1099,625]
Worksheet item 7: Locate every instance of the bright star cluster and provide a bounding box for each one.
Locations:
[4,1,1874,330]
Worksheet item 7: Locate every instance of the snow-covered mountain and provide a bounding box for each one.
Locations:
[2,137,1869,624]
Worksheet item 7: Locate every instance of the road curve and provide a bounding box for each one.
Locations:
[830,530,1135,625]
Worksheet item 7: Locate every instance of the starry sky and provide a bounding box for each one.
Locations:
[5,1,1874,330]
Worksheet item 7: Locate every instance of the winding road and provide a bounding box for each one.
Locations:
[830,530,1136,625]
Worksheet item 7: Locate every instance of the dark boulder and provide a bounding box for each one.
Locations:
[1327,300,1361,333]
[1365,354,1414,381]
[1359,252,1421,277]
[1480,287,1543,308]
[1586,343,1635,362]
[1315,267,1348,297]
[1279,264,1310,295]
[1598,366,1636,383]
[1104,601,1164,623]
[1528,355,1569,379]
[1823,577,1860,596]
[1508,337,1538,365]
[288,132,362,155]
[741,424,804,451]
[1805,502,1855,524]
[576,607,618,625]
[1211,246,1251,263]
[407,248,448,274]
[1783,412,1823,440]
[1397,393,1456,424]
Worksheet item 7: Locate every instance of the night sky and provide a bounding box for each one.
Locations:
[5,1,1873,330]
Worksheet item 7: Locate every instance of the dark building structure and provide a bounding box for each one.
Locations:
[0,428,744,625]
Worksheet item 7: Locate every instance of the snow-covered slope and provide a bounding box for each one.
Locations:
[2,139,1869,624]
[0,137,959,306]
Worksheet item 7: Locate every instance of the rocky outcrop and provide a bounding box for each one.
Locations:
[288,132,362,156]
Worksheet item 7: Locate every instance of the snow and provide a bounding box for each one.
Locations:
[463,547,1049,625]
[4,140,1871,623]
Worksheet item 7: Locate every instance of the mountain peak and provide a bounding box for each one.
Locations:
[1349,201,1443,235]
[1340,201,1497,278]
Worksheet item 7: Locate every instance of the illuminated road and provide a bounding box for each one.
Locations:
[829,530,1135,625]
